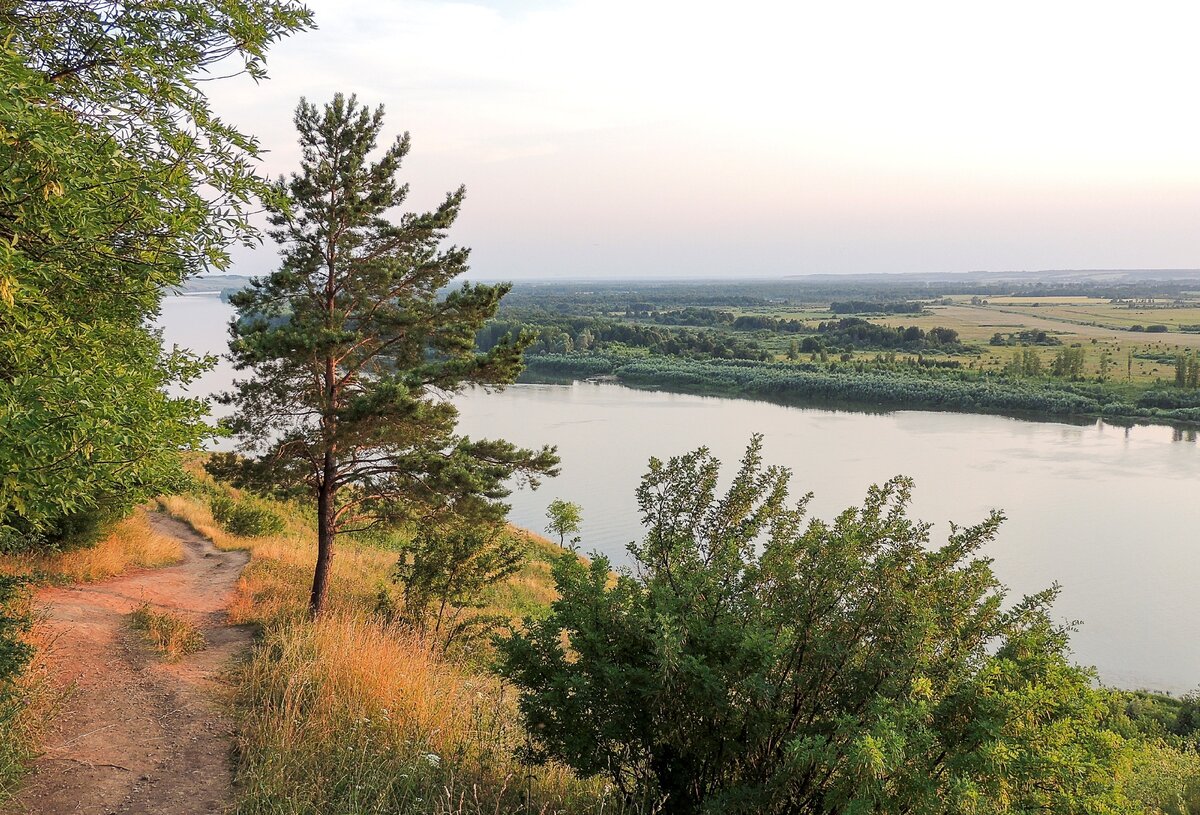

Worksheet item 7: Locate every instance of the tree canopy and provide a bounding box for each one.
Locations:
[0,0,311,543]
[213,94,557,614]
[545,498,582,548]
[0,0,310,782]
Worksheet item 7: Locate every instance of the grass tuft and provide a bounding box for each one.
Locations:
[129,604,206,661]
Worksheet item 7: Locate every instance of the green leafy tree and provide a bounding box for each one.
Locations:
[391,523,525,646]
[0,2,308,775]
[1051,345,1086,380]
[0,1,311,541]
[1004,346,1044,378]
[499,437,1131,814]
[545,498,583,548]
[214,95,558,615]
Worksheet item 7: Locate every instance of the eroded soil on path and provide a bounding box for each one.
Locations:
[5,514,251,815]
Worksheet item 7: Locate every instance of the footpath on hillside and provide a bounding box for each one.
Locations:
[5,514,251,815]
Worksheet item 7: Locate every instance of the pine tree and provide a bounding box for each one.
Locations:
[215,95,558,615]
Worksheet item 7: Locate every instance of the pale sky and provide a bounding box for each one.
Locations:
[211,0,1200,279]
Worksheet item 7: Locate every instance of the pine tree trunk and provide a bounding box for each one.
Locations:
[309,454,336,616]
[310,269,338,616]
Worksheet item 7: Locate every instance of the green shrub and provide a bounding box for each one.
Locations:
[226,503,286,537]
[500,437,1130,814]
[0,505,120,555]
[209,494,285,537]
[209,493,236,525]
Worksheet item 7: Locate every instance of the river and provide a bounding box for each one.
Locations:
[159,292,1200,693]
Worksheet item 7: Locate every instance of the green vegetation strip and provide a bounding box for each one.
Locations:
[524,353,1200,426]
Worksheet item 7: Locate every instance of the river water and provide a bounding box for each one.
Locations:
[159,293,1200,693]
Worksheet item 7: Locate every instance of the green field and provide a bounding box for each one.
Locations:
[856,299,1200,385]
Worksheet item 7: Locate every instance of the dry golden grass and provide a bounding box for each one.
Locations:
[0,510,181,584]
[157,479,620,814]
[235,614,616,814]
[129,603,206,661]
[0,619,65,800]
[157,493,395,627]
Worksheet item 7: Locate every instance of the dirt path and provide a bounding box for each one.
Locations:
[5,514,251,815]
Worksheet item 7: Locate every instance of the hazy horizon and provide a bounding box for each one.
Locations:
[208,0,1200,280]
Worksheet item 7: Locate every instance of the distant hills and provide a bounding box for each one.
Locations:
[784,269,1200,284]
[173,275,255,295]
[178,269,1200,290]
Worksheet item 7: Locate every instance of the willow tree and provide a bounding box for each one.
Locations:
[216,95,557,615]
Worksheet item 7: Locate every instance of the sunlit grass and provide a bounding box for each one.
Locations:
[157,492,398,627]
[0,511,181,584]
[234,614,619,815]
[130,603,206,661]
[158,466,623,814]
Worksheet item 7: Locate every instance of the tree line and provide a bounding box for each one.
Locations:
[480,313,970,365]
[829,299,925,314]
[813,317,963,351]
[477,316,771,361]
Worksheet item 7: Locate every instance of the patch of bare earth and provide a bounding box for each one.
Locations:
[4,514,251,815]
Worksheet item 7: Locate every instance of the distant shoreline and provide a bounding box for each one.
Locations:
[520,354,1200,432]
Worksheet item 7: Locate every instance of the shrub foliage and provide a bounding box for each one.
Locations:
[209,494,286,538]
[499,437,1129,814]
